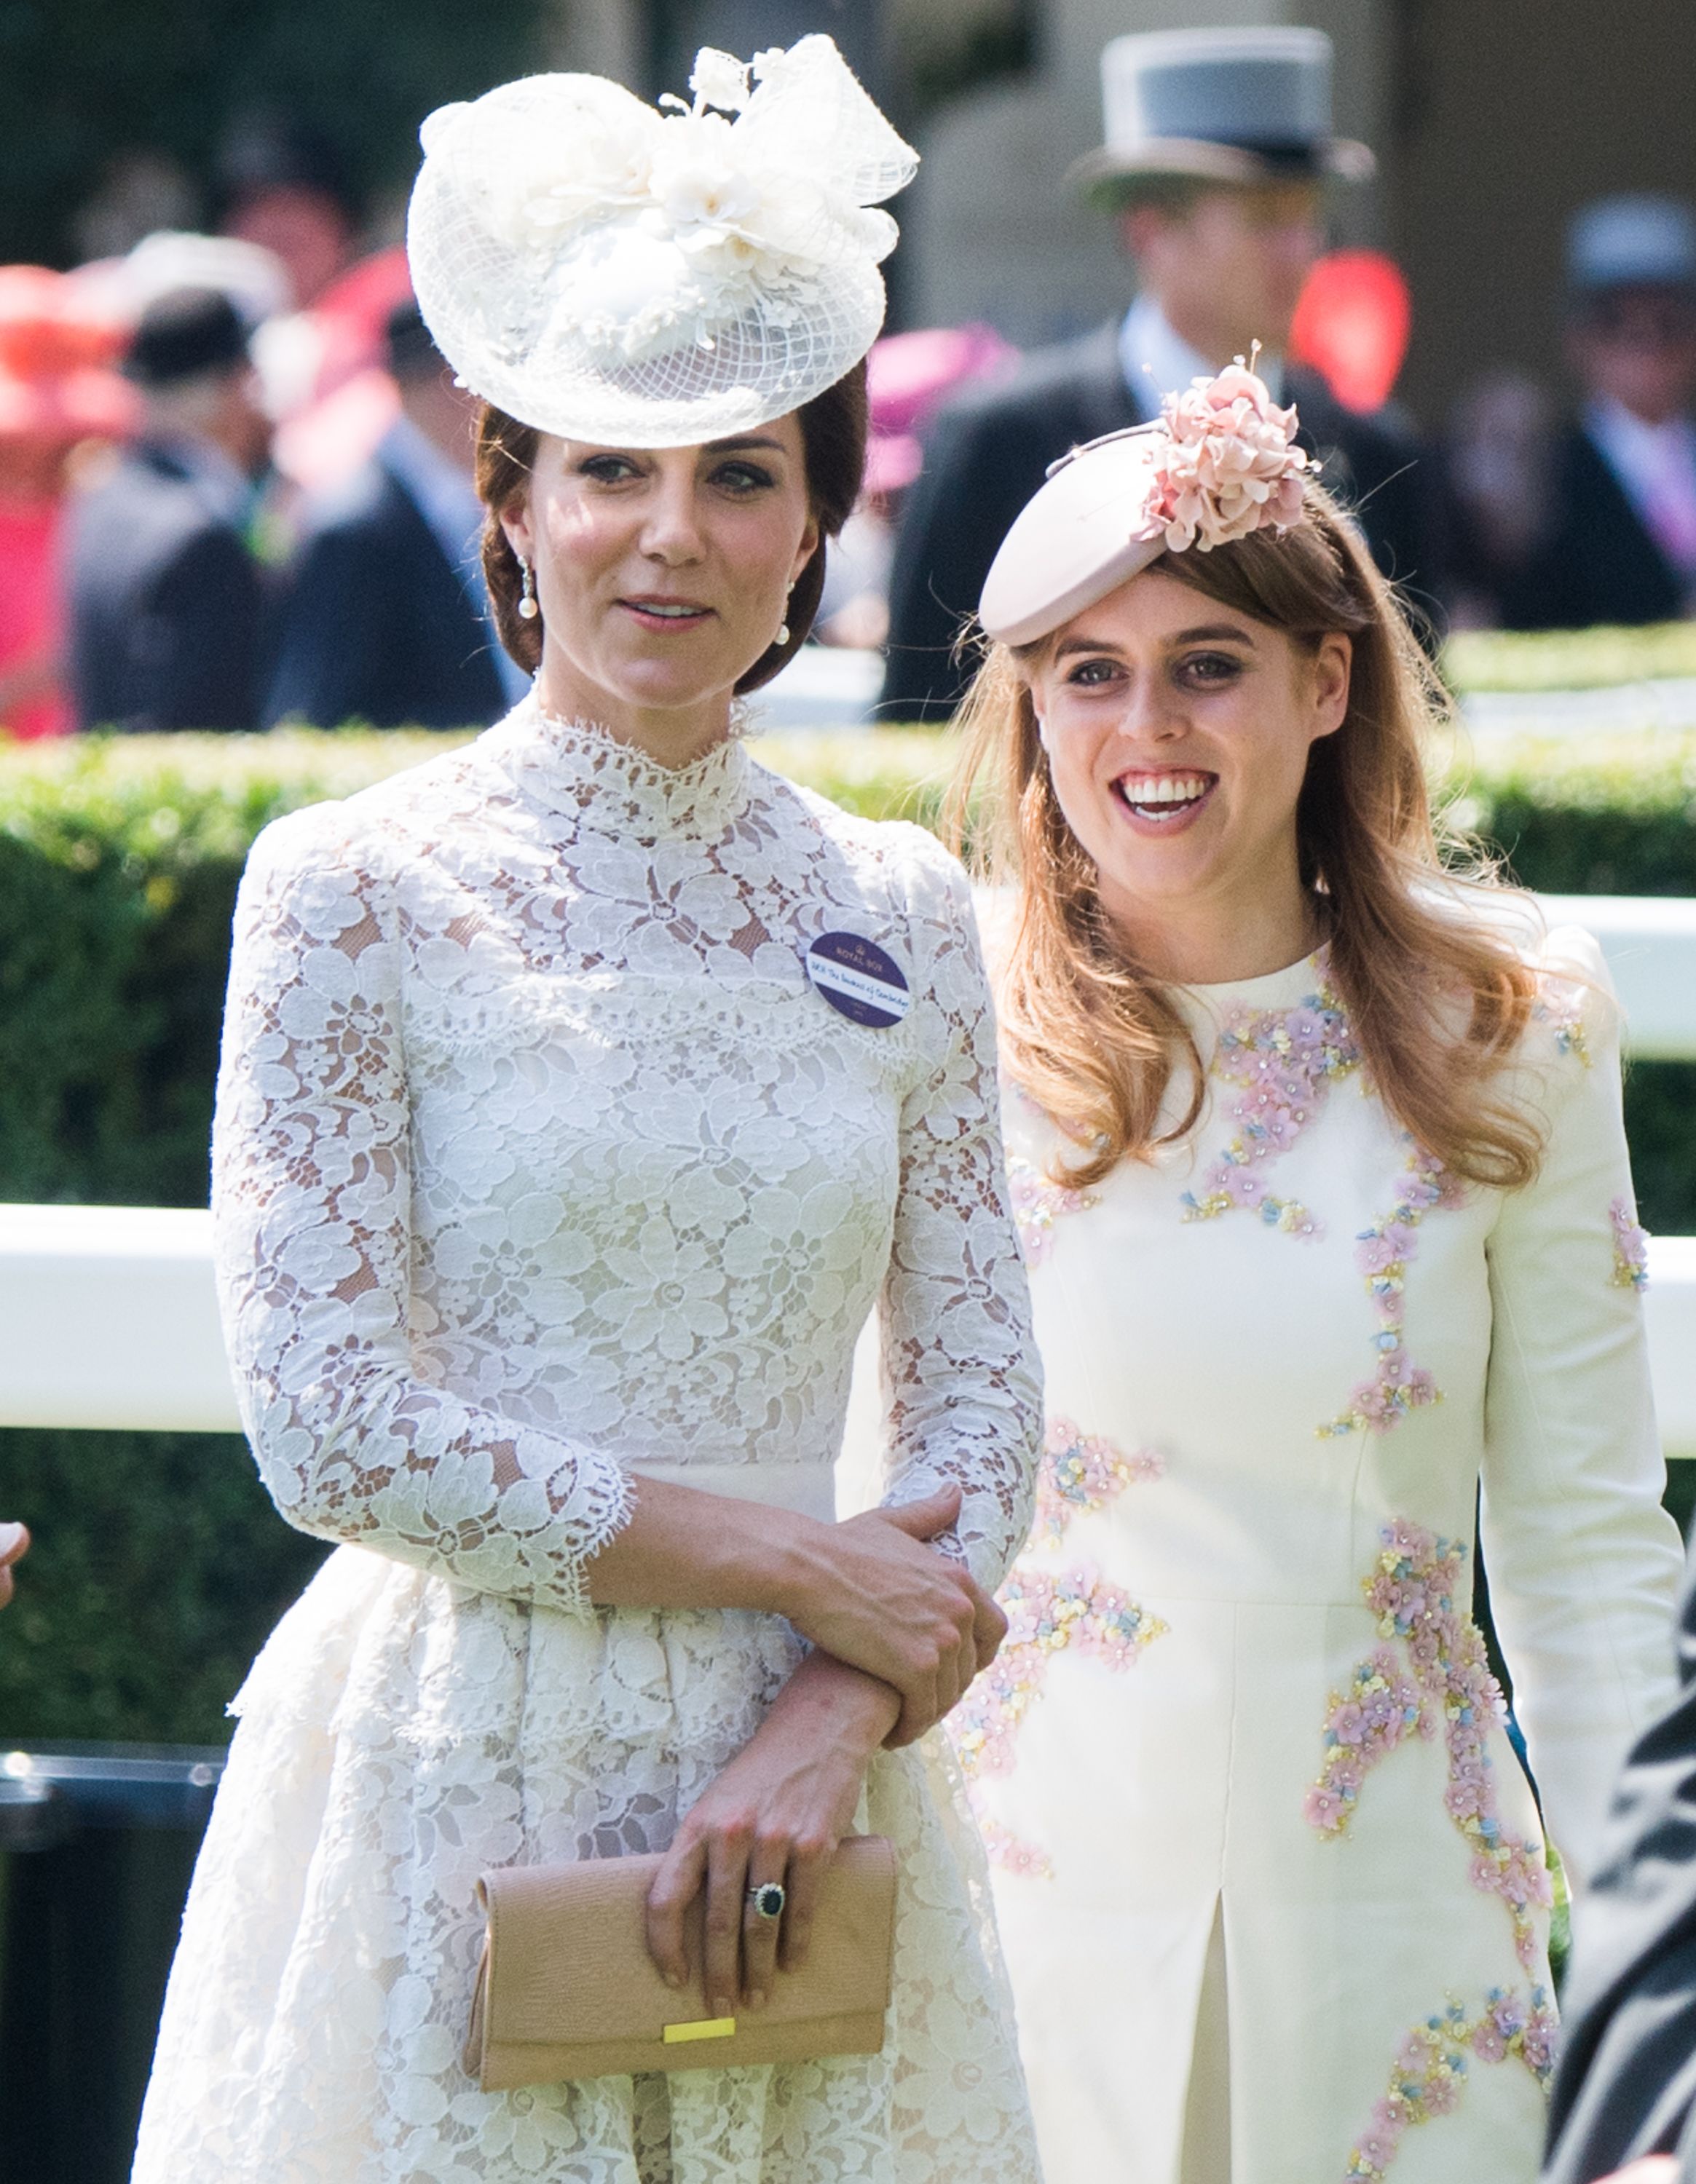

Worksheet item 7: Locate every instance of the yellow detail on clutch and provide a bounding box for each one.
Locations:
[663,2017,736,2044]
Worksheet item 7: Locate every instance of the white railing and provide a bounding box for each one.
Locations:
[1,895,1692,1453]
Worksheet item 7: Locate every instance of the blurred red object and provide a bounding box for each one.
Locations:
[0,266,137,740]
[0,266,137,446]
[865,324,1018,496]
[1289,250,1412,416]
[308,245,414,397]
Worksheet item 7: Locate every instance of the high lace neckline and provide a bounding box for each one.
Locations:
[486,695,755,840]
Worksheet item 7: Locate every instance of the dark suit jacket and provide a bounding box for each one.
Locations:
[264,454,508,730]
[880,323,1438,718]
[1545,1540,1696,2183]
[1502,424,1689,633]
[67,440,264,733]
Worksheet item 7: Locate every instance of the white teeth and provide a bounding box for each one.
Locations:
[1118,774,1210,805]
[635,602,702,618]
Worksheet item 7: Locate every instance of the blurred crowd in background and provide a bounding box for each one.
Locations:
[3,82,1696,738]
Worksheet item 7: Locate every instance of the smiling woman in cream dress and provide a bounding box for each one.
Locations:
[944,368,1684,2184]
[130,41,1044,2184]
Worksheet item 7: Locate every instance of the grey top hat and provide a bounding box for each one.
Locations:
[1072,26,1373,197]
[1568,195,1696,298]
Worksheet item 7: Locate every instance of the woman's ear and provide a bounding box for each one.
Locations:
[1309,633,1352,744]
[500,501,535,568]
[789,512,821,590]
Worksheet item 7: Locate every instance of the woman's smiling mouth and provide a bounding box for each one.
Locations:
[619,596,716,631]
[1110,769,1219,832]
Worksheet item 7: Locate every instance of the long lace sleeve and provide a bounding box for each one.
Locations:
[876,836,1042,1591]
[211,806,634,1613]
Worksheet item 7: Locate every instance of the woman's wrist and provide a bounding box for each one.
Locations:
[770,1649,902,1758]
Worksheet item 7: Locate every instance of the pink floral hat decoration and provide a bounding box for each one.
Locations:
[977,355,1309,646]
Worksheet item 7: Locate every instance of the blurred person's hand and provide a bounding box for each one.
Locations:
[1598,2160,1679,2183]
[0,1521,28,1607]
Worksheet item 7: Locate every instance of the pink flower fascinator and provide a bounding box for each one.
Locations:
[978,356,1309,646]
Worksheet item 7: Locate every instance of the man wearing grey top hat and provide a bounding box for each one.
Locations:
[1502,197,1696,633]
[882,26,1433,718]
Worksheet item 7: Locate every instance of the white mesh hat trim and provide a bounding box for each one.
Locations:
[407,36,918,446]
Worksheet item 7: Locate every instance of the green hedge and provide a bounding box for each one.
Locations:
[1445,621,1696,692]
[1,720,1692,1742]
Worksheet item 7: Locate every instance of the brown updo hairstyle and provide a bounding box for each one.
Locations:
[475,360,869,695]
[951,478,1549,1195]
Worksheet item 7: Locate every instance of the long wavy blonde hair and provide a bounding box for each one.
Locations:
[949,480,1545,1192]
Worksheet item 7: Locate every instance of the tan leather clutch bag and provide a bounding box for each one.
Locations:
[464,1835,897,2091]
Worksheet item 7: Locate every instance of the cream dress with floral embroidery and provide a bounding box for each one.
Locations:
[131,703,1044,2184]
[957,919,1682,2184]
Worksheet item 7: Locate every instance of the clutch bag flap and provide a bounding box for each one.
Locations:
[468,1833,896,2090]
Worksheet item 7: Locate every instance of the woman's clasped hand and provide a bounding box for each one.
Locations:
[778,1484,1009,1746]
[588,1475,1008,2006]
[0,1521,28,1607]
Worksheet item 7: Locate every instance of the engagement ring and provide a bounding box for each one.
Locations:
[746,1880,786,1922]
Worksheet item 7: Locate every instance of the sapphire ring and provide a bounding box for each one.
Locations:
[746,1880,786,1922]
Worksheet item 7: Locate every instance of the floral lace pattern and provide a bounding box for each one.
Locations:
[1006,1151,1094,1268]
[1319,1149,1460,1439]
[1180,966,1359,1235]
[1610,1196,1649,1291]
[1344,1990,1558,2181]
[135,703,1044,2184]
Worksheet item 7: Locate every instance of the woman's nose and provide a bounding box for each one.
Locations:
[639,478,707,563]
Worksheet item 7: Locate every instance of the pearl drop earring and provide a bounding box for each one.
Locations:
[517,559,540,621]
[776,622,791,646]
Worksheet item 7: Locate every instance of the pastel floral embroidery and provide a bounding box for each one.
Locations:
[1034,1417,1164,1548]
[1308,1522,1552,1973]
[1344,1989,1558,2181]
[1006,1152,1094,1268]
[1319,1146,1459,1438]
[976,1819,1053,1882]
[1182,965,1359,1235]
[950,1565,1167,1787]
[1609,1197,1649,1292]
[1534,981,1592,1068]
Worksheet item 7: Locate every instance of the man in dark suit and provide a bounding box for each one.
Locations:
[264,301,519,729]
[1504,197,1696,634]
[1544,1530,1696,2184]
[67,287,272,733]
[882,26,1434,718]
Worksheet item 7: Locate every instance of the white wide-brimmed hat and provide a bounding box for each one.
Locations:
[1071,27,1373,199]
[406,36,918,448]
[979,361,1310,647]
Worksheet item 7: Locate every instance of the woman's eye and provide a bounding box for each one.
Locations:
[580,454,641,483]
[1065,657,1121,687]
[1179,651,1244,685]
[710,461,776,494]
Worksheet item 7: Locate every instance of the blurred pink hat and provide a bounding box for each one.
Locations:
[864,323,1016,495]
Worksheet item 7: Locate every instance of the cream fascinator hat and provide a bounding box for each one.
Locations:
[979,360,1310,646]
[406,36,918,447]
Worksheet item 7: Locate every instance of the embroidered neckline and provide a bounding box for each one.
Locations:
[489,696,756,839]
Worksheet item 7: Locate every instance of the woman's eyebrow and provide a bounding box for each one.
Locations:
[1052,633,1122,661]
[702,435,788,454]
[1170,622,1257,646]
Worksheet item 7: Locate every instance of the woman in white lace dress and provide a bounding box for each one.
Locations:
[133,41,1043,2184]
[943,370,1684,2183]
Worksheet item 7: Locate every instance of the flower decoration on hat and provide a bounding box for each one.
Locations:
[406,36,918,447]
[1138,357,1309,553]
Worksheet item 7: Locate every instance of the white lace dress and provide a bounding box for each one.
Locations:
[131,703,1044,2184]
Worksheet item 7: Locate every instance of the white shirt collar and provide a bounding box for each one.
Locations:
[1118,295,1284,419]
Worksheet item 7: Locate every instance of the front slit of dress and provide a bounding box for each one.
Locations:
[1179,1899,1231,2184]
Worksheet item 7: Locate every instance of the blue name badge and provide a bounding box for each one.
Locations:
[805,931,911,1029]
